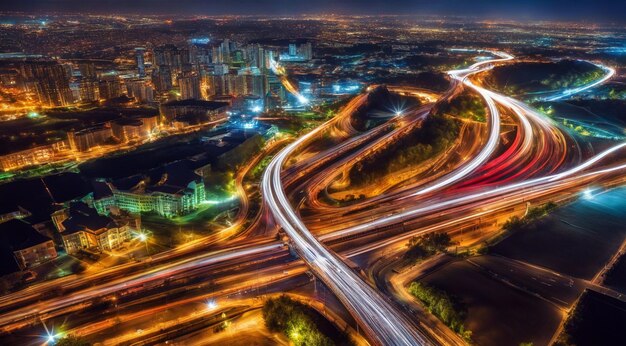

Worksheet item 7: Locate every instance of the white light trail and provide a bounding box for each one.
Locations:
[262,113,433,345]
[543,62,615,101]
[411,51,513,195]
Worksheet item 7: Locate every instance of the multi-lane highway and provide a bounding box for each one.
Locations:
[0,49,622,346]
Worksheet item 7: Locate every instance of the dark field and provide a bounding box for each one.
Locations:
[492,188,626,280]
[420,260,562,346]
[603,253,626,293]
[557,290,626,346]
[485,60,603,96]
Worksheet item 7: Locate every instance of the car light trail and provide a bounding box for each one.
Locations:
[269,59,310,104]
[543,62,615,101]
[410,51,513,196]
[262,115,433,345]
[0,243,284,329]
[323,141,626,242]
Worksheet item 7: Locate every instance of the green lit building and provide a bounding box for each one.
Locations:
[92,163,206,218]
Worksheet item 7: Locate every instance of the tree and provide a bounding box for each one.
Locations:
[55,335,90,346]
[408,282,470,341]
[503,216,523,231]
[405,232,453,261]
[262,295,334,346]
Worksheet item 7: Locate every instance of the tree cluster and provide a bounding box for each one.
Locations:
[404,232,454,262]
[408,282,472,342]
[436,89,486,122]
[349,114,459,186]
[263,295,334,346]
[503,202,558,231]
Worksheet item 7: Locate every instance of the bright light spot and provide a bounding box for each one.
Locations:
[206,299,217,310]
[45,330,62,344]
[297,95,309,104]
[27,111,40,118]
[202,196,237,205]
[136,232,148,242]
[395,111,403,116]
[251,106,262,112]
[582,188,594,200]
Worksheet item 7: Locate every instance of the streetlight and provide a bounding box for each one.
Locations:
[206,299,217,310]
[135,231,149,254]
[45,330,63,345]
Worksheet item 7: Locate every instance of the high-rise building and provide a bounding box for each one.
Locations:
[126,79,154,103]
[210,75,227,96]
[178,74,202,100]
[213,64,229,76]
[79,63,97,79]
[135,48,146,77]
[152,65,172,92]
[246,44,267,72]
[289,43,297,56]
[211,46,223,64]
[237,67,265,97]
[68,124,113,152]
[267,74,286,108]
[20,62,73,107]
[98,78,122,100]
[220,39,231,63]
[193,46,211,65]
[79,79,99,102]
[265,50,276,69]
[299,42,313,60]
[153,45,190,75]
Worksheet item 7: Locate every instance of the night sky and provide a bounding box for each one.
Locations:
[1,0,625,22]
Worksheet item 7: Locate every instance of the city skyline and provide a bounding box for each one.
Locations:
[0,9,625,346]
[1,0,626,22]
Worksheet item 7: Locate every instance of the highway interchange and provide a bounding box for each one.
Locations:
[1,50,624,345]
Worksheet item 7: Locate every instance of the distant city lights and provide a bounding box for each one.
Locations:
[189,37,211,45]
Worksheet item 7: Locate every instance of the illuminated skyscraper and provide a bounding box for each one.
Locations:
[98,77,122,100]
[126,79,154,103]
[152,65,172,92]
[20,62,73,107]
[79,63,97,79]
[178,74,202,100]
[153,45,190,76]
[135,48,146,77]
[220,39,231,63]
[79,79,99,102]
[300,42,313,60]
